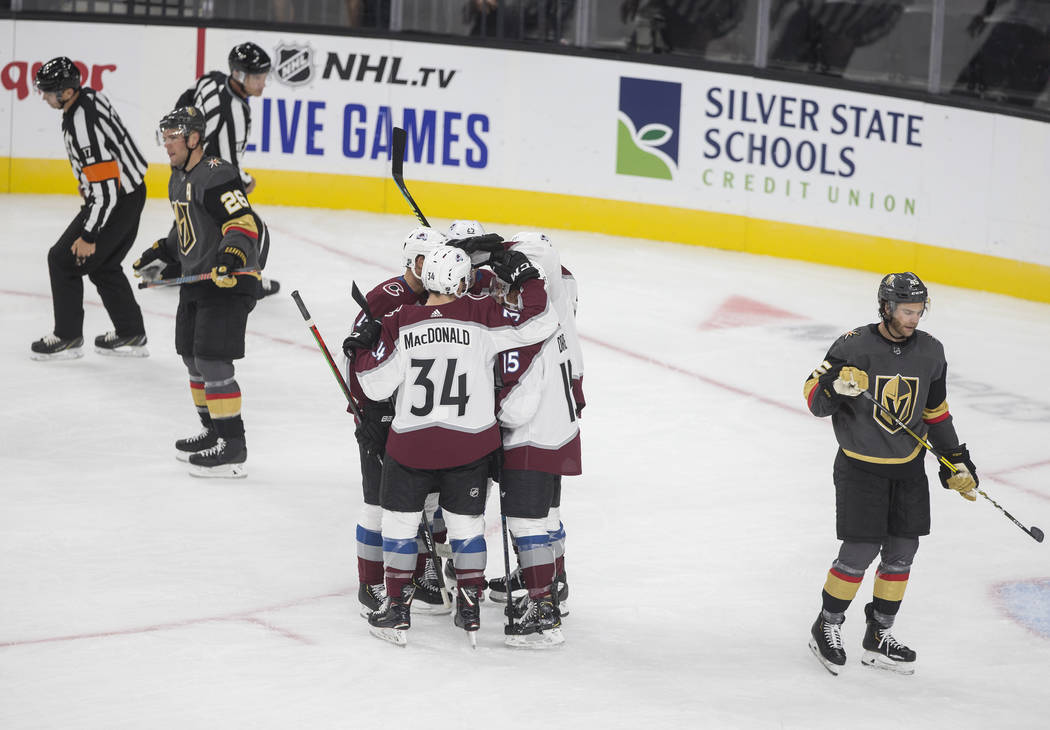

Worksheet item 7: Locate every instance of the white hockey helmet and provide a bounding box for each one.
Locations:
[422,246,472,297]
[402,226,447,275]
[448,219,485,237]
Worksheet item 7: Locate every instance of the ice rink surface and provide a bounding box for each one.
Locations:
[2,194,1048,729]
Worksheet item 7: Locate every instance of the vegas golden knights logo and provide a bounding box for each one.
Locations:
[171,200,196,255]
[873,374,920,433]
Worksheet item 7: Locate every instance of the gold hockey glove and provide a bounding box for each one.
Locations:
[832,366,869,397]
[939,444,978,501]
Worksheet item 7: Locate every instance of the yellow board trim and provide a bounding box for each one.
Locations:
[6,156,1050,304]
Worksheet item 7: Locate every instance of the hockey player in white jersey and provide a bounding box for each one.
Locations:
[488,233,583,616]
[349,245,557,646]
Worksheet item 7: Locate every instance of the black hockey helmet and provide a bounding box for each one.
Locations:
[229,42,271,75]
[35,57,81,93]
[878,272,929,320]
[157,106,206,146]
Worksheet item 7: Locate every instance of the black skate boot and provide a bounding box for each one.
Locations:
[488,567,526,603]
[809,612,847,675]
[30,333,83,361]
[444,556,457,584]
[368,585,413,647]
[175,426,218,462]
[505,596,564,649]
[358,582,386,618]
[455,586,483,648]
[188,437,247,478]
[411,557,452,615]
[94,331,149,357]
[258,278,281,299]
[861,603,916,674]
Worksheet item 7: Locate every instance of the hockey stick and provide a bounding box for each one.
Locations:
[861,387,1044,543]
[418,518,453,611]
[290,289,362,420]
[391,127,430,227]
[137,268,260,289]
[500,512,516,634]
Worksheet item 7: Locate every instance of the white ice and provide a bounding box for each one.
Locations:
[2,194,1049,729]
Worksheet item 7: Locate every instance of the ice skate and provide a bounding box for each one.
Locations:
[93,331,149,357]
[455,586,482,648]
[188,437,247,478]
[505,596,564,649]
[175,426,219,462]
[411,557,452,615]
[809,613,847,675]
[488,566,526,603]
[552,571,570,618]
[258,277,281,299]
[368,587,412,647]
[861,604,916,674]
[358,582,386,618]
[30,333,83,361]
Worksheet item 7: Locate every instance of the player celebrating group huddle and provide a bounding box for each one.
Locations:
[348,243,558,646]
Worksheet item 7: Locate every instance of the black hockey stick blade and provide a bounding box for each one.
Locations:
[1029,526,1044,543]
[391,127,430,228]
[351,281,376,324]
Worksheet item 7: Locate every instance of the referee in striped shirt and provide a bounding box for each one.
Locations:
[176,42,279,297]
[31,57,149,360]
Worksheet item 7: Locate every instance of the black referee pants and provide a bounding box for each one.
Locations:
[48,185,146,340]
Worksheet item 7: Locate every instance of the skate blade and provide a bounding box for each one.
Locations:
[808,637,843,676]
[466,631,477,649]
[505,628,565,649]
[861,650,915,675]
[175,451,196,463]
[369,626,407,646]
[30,349,84,361]
[189,462,248,478]
[94,346,149,358]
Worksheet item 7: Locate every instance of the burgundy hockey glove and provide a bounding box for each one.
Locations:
[571,376,586,418]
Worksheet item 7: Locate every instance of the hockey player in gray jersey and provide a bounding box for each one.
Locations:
[132,106,264,478]
[802,272,978,675]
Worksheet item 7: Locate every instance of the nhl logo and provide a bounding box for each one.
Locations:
[274,44,313,86]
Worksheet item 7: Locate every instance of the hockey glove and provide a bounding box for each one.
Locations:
[211,245,248,289]
[355,402,394,457]
[832,366,869,397]
[133,239,174,282]
[571,376,586,418]
[490,250,541,288]
[938,444,979,501]
[342,320,382,356]
[447,233,505,266]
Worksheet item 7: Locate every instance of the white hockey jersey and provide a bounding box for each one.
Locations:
[354,278,557,470]
[497,325,582,475]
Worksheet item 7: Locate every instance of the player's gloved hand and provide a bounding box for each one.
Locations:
[571,376,586,418]
[342,320,382,356]
[355,402,394,457]
[832,366,869,397]
[132,239,172,282]
[490,249,541,288]
[447,233,505,266]
[211,245,247,288]
[939,444,979,501]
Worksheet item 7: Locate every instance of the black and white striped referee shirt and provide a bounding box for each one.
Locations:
[61,88,147,243]
[191,71,253,187]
